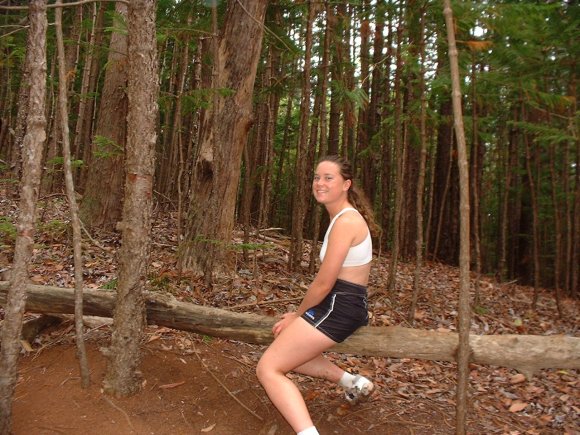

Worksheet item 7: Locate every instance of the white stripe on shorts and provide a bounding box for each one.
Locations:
[314,293,336,328]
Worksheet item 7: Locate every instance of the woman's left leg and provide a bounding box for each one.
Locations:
[292,355,344,383]
[256,317,336,433]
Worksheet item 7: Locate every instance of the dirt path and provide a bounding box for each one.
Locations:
[14,331,457,435]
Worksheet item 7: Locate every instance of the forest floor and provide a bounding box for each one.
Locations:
[0,194,579,435]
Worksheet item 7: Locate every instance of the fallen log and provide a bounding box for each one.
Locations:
[0,281,578,378]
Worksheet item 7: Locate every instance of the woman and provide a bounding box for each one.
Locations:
[256,155,379,435]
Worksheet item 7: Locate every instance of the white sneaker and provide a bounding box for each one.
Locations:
[344,375,374,404]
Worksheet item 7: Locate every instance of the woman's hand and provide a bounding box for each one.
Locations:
[272,312,298,337]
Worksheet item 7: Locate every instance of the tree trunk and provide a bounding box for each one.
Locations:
[429,35,459,264]
[156,40,179,198]
[75,3,106,189]
[8,12,36,183]
[409,8,428,324]
[327,4,341,156]
[80,1,128,230]
[357,0,371,194]
[566,64,578,299]
[271,89,294,229]
[101,0,158,397]
[386,18,405,294]
[289,0,315,271]
[572,127,580,299]
[379,7,394,248]
[443,1,472,433]
[498,116,514,282]
[257,39,282,233]
[55,0,90,388]
[522,103,541,309]
[470,56,483,306]
[72,2,102,164]
[549,142,563,317]
[179,0,268,281]
[401,0,424,260]
[309,1,331,274]
[42,2,83,195]
[570,73,580,298]
[159,21,191,201]
[340,3,355,160]
[367,4,385,203]
[1,282,578,379]
[0,1,47,432]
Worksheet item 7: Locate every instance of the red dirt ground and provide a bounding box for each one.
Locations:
[11,319,579,435]
[13,328,451,435]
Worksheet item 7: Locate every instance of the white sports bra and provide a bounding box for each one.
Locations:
[319,208,372,267]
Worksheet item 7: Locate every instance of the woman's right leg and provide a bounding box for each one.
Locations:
[256,317,337,433]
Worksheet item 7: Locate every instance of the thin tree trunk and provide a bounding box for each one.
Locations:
[41,53,59,195]
[570,68,579,299]
[401,0,424,260]
[102,0,158,397]
[498,119,514,282]
[549,142,563,317]
[271,89,294,228]
[380,8,394,249]
[341,3,355,160]
[443,2,472,433]
[72,2,99,161]
[76,3,105,190]
[565,64,577,298]
[156,41,179,197]
[327,4,341,156]
[164,26,191,201]
[55,0,90,388]
[257,37,282,233]
[181,40,204,213]
[409,9,428,324]
[309,2,331,274]
[387,18,405,293]
[572,127,580,299]
[367,4,384,203]
[9,15,36,183]
[357,0,372,194]
[470,57,482,306]
[522,103,541,310]
[173,17,192,246]
[433,123,454,261]
[0,1,47,431]
[289,0,315,271]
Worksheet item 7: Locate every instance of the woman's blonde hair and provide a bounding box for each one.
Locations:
[317,155,380,237]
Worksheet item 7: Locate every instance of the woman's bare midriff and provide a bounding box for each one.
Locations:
[337,263,371,287]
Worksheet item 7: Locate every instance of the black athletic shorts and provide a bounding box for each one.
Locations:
[301,278,369,343]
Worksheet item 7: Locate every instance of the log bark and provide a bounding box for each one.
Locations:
[1,281,578,379]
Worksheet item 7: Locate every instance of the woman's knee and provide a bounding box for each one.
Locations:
[256,357,266,382]
[256,353,274,384]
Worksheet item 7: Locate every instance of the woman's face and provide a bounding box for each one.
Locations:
[312,161,351,205]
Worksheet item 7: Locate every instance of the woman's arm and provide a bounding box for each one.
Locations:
[272,212,367,336]
[298,211,370,315]
[295,220,352,315]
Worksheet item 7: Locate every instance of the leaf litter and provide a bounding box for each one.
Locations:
[1,196,578,434]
